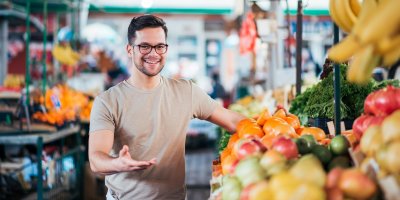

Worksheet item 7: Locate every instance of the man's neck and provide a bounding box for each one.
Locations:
[127,75,161,90]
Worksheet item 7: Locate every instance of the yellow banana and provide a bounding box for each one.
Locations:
[357,0,400,44]
[347,45,381,84]
[329,0,350,33]
[349,0,361,16]
[382,45,400,66]
[328,35,362,62]
[376,34,400,55]
[335,0,355,33]
[352,0,378,38]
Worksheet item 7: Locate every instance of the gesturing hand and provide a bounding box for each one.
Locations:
[115,145,157,172]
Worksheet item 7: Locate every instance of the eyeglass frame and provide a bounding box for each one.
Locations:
[132,43,169,55]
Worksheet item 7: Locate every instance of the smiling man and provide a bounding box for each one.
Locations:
[88,15,245,200]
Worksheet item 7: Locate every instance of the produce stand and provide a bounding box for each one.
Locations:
[0,125,83,200]
[211,0,400,199]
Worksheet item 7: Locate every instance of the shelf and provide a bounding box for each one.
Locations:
[23,186,79,200]
[0,125,80,145]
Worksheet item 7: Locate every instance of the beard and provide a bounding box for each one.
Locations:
[133,57,165,77]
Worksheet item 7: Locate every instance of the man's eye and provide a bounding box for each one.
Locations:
[140,45,151,49]
[156,45,165,49]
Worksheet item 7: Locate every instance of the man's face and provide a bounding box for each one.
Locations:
[127,27,167,77]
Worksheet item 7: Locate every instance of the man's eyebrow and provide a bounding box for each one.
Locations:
[136,42,167,46]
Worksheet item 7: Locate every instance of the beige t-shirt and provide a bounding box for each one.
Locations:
[89,76,218,200]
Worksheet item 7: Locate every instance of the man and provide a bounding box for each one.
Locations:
[88,15,245,200]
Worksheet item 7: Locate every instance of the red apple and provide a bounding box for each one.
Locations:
[326,187,344,200]
[271,137,299,160]
[326,167,344,189]
[234,138,267,160]
[338,169,377,199]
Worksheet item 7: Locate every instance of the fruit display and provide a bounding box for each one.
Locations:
[32,84,93,126]
[210,107,381,200]
[328,0,400,84]
[351,85,400,197]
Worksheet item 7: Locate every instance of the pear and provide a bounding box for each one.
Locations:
[289,154,326,188]
[222,175,242,200]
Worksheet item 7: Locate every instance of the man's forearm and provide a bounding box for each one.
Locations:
[89,151,120,175]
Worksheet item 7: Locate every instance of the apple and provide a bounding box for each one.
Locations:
[326,167,344,189]
[338,169,377,200]
[260,150,286,172]
[271,136,299,160]
[326,187,344,200]
[233,138,267,160]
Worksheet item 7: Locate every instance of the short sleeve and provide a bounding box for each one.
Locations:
[89,96,115,133]
[191,81,218,120]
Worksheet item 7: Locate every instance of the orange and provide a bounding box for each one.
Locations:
[237,118,256,133]
[273,108,287,119]
[227,133,239,150]
[342,131,358,148]
[221,155,238,175]
[296,126,304,135]
[239,124,265,139]
[263,117,296,137]
[300,127,326,141]
[260,134,275,149]
[284,116,301,129]
[319,138,331,146]
[220,148,232,163]
[256,108,272,126]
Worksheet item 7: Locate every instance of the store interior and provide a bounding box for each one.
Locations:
[1,0,400,200]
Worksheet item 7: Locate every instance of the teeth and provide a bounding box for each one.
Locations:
[144,59,159,64]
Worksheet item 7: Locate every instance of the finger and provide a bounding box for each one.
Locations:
[131,166,147,171]
[119,145,129,157]
[148,158,157,164]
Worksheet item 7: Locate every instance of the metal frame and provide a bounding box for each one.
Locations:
[0,126,83,200]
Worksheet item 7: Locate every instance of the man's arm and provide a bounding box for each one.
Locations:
[88,130,156,175]
[206,106,246,133]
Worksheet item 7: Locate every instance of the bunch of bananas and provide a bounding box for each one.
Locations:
[52,43,80,66]
[328,0,400,84]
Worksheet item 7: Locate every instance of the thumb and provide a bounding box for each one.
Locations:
[119,145,129,157]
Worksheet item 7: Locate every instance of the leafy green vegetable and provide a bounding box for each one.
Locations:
[289,64,374,120]
[218,128,231,154]
[372,79,400,91]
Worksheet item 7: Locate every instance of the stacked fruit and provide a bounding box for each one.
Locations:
[32,84,92,126]
[328,0,400,84]
[354,86,400,183]
[212,108,377,200]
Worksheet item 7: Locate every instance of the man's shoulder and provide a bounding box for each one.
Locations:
[163,77,192,88]
[96,81,127,101]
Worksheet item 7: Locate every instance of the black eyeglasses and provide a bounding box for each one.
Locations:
[133,44,168,54]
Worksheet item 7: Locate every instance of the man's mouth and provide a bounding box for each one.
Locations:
[144,58,160,64]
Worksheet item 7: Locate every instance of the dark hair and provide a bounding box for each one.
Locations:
[127,15,168,44]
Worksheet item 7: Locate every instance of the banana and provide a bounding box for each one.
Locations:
[334,0,355,33]
[357,0,400,44]
[328,35,362,62]
[347,45,381,84]
[349,0,362,16]
[329,0,350,33]
[329,0,345,30]
[376,34,400,55]
[382,45,400,66]
[352,0,378,38]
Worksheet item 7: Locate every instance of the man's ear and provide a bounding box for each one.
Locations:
[126,44,133,57]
